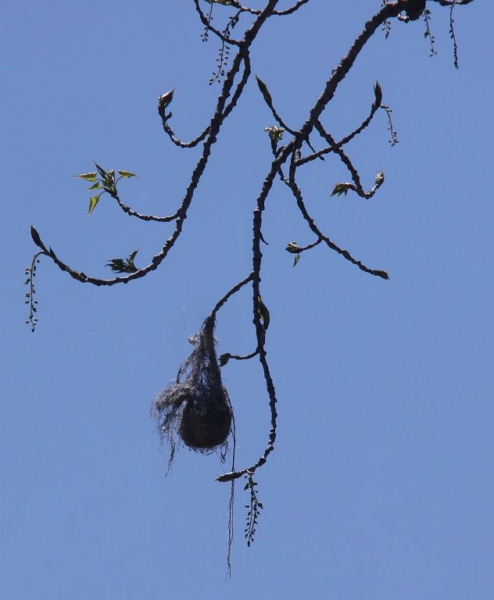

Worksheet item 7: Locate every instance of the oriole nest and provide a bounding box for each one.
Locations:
[153,316,233,467]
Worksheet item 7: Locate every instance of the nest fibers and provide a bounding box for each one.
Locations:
[153,316,233,466]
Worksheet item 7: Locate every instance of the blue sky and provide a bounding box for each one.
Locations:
[2,1,493,598]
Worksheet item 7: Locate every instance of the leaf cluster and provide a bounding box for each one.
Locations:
[106,250,139,274]
[75,162,137,216]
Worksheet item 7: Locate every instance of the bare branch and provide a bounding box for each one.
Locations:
[210,274,254,319]
[273,0,311,17]
[284,165,389,279]
[315,121,384,200]
[107,189,180,223]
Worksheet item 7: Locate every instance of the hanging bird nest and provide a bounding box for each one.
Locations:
[153,316,233,467]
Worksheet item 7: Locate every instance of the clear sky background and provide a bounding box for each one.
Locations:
[2,1,493,599]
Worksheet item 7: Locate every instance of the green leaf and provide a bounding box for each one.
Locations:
[87,194,102,215]
[117,170,137,179]
[127,249,138,267]
[93,162,107,179]
[88,182,103,190]
[293,254,300,267]
[331,182,353,197]
[75,172,98,181]
[257,296,270,330]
